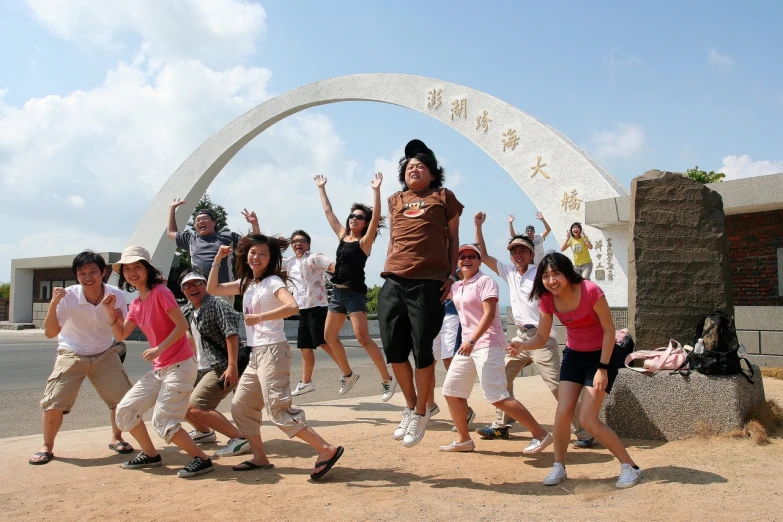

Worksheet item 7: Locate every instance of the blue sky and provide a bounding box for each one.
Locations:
[2,0,782,306]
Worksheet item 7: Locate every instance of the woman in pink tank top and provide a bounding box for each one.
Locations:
[508,252,641,489]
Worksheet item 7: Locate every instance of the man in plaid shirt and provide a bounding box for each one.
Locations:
[179,269,251,458]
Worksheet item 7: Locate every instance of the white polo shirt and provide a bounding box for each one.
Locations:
[496,261,556,339]
[56,284,127,356]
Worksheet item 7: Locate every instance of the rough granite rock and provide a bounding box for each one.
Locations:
[600,366,765,440]
[628,170,734,351]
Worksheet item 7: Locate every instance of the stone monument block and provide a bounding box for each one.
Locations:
[600,366,765,440]
[628,170,733,351]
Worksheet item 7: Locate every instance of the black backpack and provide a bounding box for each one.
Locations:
[673,310,754,383]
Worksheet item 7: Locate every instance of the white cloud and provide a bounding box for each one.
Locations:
[587,123,647,160]
[602,47,640,83]
[708,48,734,67]
[25,0,266,65]
[719,155,783,180]
[66,195,86,208]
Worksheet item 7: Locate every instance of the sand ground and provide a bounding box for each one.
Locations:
[2,376,782,522]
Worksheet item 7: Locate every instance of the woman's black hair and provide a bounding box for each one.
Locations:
[290,230,311,245]
[343,203,386,240]
[235,234,291,294]
[117,260,165,293]
[529,252,584,301]
[72,250,106,275]
[397,151,445,191]
[570,222,583,234]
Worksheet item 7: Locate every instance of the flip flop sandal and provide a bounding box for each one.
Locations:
[310,446,344,480]
[29,451,54,465]
[232,460,275,471]
[109,441,134,454]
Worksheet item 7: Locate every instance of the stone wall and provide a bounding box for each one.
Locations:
[0,297,8,321]
[726,209,783,306]
[628,170,734,351]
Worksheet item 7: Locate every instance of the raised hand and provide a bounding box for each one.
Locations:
[51,287,67,305]
[535,211,544,221]
[169,198,187,210]
[508,214,515,224]
[314,174,327,187]
[371,172,383,190]
[215,245,232,261]
[101,293,116,311]
[474,211,486,225]
[241,208,258,226]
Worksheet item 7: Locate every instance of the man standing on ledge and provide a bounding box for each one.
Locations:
[378,139,463,448]
[167,200,261,285]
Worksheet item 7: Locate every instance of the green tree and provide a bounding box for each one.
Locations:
[365,284,381,315]
[0,282,9,299]
[684,166,725,184]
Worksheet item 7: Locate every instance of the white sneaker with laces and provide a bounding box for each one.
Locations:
[381,376,397,402]
[188,429,216,444]
[428,403,440,417]
[393,408,414,440]
[543,463,567,486]
[523,432,553,454]
[214,437,251,457]
[616,463,642,489]
[338,372,360,395]
[402,412,428,448]
[292,381,315,396]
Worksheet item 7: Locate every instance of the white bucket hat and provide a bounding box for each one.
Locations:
[112,245,151,274]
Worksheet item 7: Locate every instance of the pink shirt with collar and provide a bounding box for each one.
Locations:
[452,271,506,349]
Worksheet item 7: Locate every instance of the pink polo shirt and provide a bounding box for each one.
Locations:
[452,272,506,349]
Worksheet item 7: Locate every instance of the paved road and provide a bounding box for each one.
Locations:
[0,337,448,438]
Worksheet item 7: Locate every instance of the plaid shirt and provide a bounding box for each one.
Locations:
[181,294,240,372]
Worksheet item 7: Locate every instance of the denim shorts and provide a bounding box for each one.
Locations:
[560,347,617,393]
[328,287,367,315]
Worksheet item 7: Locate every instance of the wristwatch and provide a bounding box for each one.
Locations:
[448,274,459,283]
[597,361,610,370]
[468,339,476,346]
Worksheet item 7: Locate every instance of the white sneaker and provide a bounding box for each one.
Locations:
[452,407,476,432]
[381,376,397,402]
[402,413,428,448]
[214,437,251,457]
[338,372,360,395]
[523,432,553,455]
[393,408,414,440]
[428,403,440,417]
[616,463,642,489]
[543,463,567,486]
[292,381,315,396]
[188,429,216,444]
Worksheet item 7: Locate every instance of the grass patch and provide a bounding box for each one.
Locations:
[724,400,783,445]
[761,367,783,380]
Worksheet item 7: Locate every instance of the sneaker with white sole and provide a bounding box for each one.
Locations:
[393,408,414,440]
[338,372,360,395]
[177,456,214,478]
[616,463,642,489]
[188,429,216,444]
[543,462,567,486]
[214,437,251,457]
[523,432,553,455]
[121,452,162,469]
[292,381,315,396]
[452,407,476,432]
[402,412,428,448]
[439,439,475,452]
[381,376,397,402]
[428,403,440,417]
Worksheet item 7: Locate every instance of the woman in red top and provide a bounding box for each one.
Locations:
[509,252,641,489]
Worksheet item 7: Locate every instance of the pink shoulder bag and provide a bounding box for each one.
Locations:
[624,340,687,373]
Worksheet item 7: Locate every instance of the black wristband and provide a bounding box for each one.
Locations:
[597,361,610,370]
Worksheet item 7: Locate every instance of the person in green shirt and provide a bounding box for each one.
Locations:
[561,222,593,280]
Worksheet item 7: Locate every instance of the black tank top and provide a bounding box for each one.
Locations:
[331,236,368,293]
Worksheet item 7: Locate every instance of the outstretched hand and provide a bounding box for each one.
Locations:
[474,211,486,225]
[508,214,515,224]
[314,174,327,187]
[170,198,186,210]
[241,208,258,226]
[371,172,383,190]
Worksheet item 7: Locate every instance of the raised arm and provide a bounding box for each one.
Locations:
[584,233,593,250]
[560,229,571,252]
[43,287,66,338]
[314,175,345,238]
[508,214,517,238]
[360,172,383,254]
[102,293,138,341]
[167,198,187,240]
[537,211,552,240]
[207,245,242,296]
[241,208,261,235]
[474,212,499,275]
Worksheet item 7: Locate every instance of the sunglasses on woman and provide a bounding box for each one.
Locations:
[348,214,367,221]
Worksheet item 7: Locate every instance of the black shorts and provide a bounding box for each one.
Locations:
[378,275,445,369]
[297,306,328,349]
[560,347,618,394]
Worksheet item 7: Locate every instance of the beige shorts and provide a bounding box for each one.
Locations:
[115,357,197,443]
[442,346,510,404]
[40,345,132,413]
[189,369,236,411]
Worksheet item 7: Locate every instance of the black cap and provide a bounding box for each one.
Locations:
[404,139,434,159]
[194,208,216,221]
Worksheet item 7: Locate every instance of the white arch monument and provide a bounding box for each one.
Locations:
[128,73,630,305]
